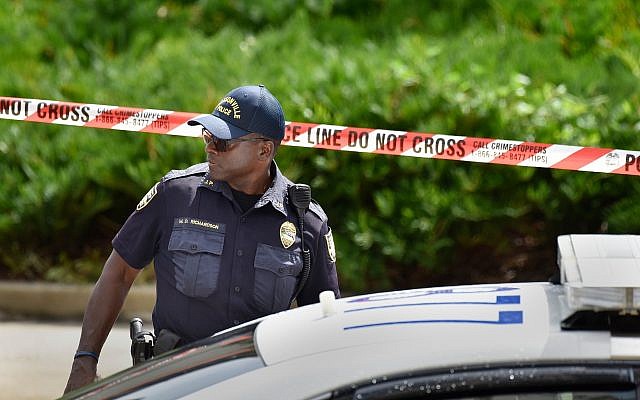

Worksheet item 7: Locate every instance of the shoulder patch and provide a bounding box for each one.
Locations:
[136,182,159,211]
[162,163,208,183]
[324,228,337,263]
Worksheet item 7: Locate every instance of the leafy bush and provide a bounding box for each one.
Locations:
[0,0,639,293]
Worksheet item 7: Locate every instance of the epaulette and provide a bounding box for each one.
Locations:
[161,163,209,183]
[308,199,328,221]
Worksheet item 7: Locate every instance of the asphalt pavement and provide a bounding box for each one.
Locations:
[0,321,134,400]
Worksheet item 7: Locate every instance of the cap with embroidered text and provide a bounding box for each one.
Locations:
[187,84,285,140]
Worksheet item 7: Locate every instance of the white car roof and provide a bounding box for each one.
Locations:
[255,282,610,367]
[251,234,640,372]
[184,281,638,400]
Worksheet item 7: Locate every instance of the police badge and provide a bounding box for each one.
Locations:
[280,221,297,249]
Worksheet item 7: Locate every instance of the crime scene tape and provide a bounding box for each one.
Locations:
[1,96,639,176]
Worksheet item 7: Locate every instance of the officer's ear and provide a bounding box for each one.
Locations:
[257,140,275,161]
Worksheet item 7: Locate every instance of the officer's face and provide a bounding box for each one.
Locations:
[204,131,273,188]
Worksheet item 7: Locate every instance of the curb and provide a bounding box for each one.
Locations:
[0,281,155,322]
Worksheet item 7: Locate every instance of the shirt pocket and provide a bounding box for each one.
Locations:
[253,243,302,313]
[168,227,224,298]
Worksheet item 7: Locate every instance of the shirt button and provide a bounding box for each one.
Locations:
[233,320,240,325]
[190,244,197,250]
[240,217,247,223]
[236,249,243,256]
[234,286,241,293]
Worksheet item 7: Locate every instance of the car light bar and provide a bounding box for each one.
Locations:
[558,234,640,315]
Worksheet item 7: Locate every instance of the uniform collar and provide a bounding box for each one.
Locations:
[198,161,290,216]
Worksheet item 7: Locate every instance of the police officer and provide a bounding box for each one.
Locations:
[64,85,340,393]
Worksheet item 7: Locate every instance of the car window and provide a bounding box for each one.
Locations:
[63,322,264,400]
[337,364,639,400]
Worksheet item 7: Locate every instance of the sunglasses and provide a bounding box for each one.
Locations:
[202,128,271,152]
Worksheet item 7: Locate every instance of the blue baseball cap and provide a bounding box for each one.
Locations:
[188,84,285,141]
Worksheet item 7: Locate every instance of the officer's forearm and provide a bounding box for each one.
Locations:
[76,250,139,355]
[65,251,138,394]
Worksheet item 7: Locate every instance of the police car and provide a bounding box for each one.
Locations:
[62,234,640,400]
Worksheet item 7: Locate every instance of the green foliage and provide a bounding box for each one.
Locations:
[1,0,639,291]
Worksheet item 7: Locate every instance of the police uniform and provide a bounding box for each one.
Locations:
[113,161,340,343]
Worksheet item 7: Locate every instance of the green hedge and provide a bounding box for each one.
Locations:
[1,0,639,292]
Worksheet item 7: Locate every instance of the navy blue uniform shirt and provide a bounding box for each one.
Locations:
[113,162,340,342]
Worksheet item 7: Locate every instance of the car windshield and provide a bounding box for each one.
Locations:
[458,392,635,400]
[342,364,639,400]
[63,322,263,400]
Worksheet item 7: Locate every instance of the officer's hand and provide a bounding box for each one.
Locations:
[63,357,98,395]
